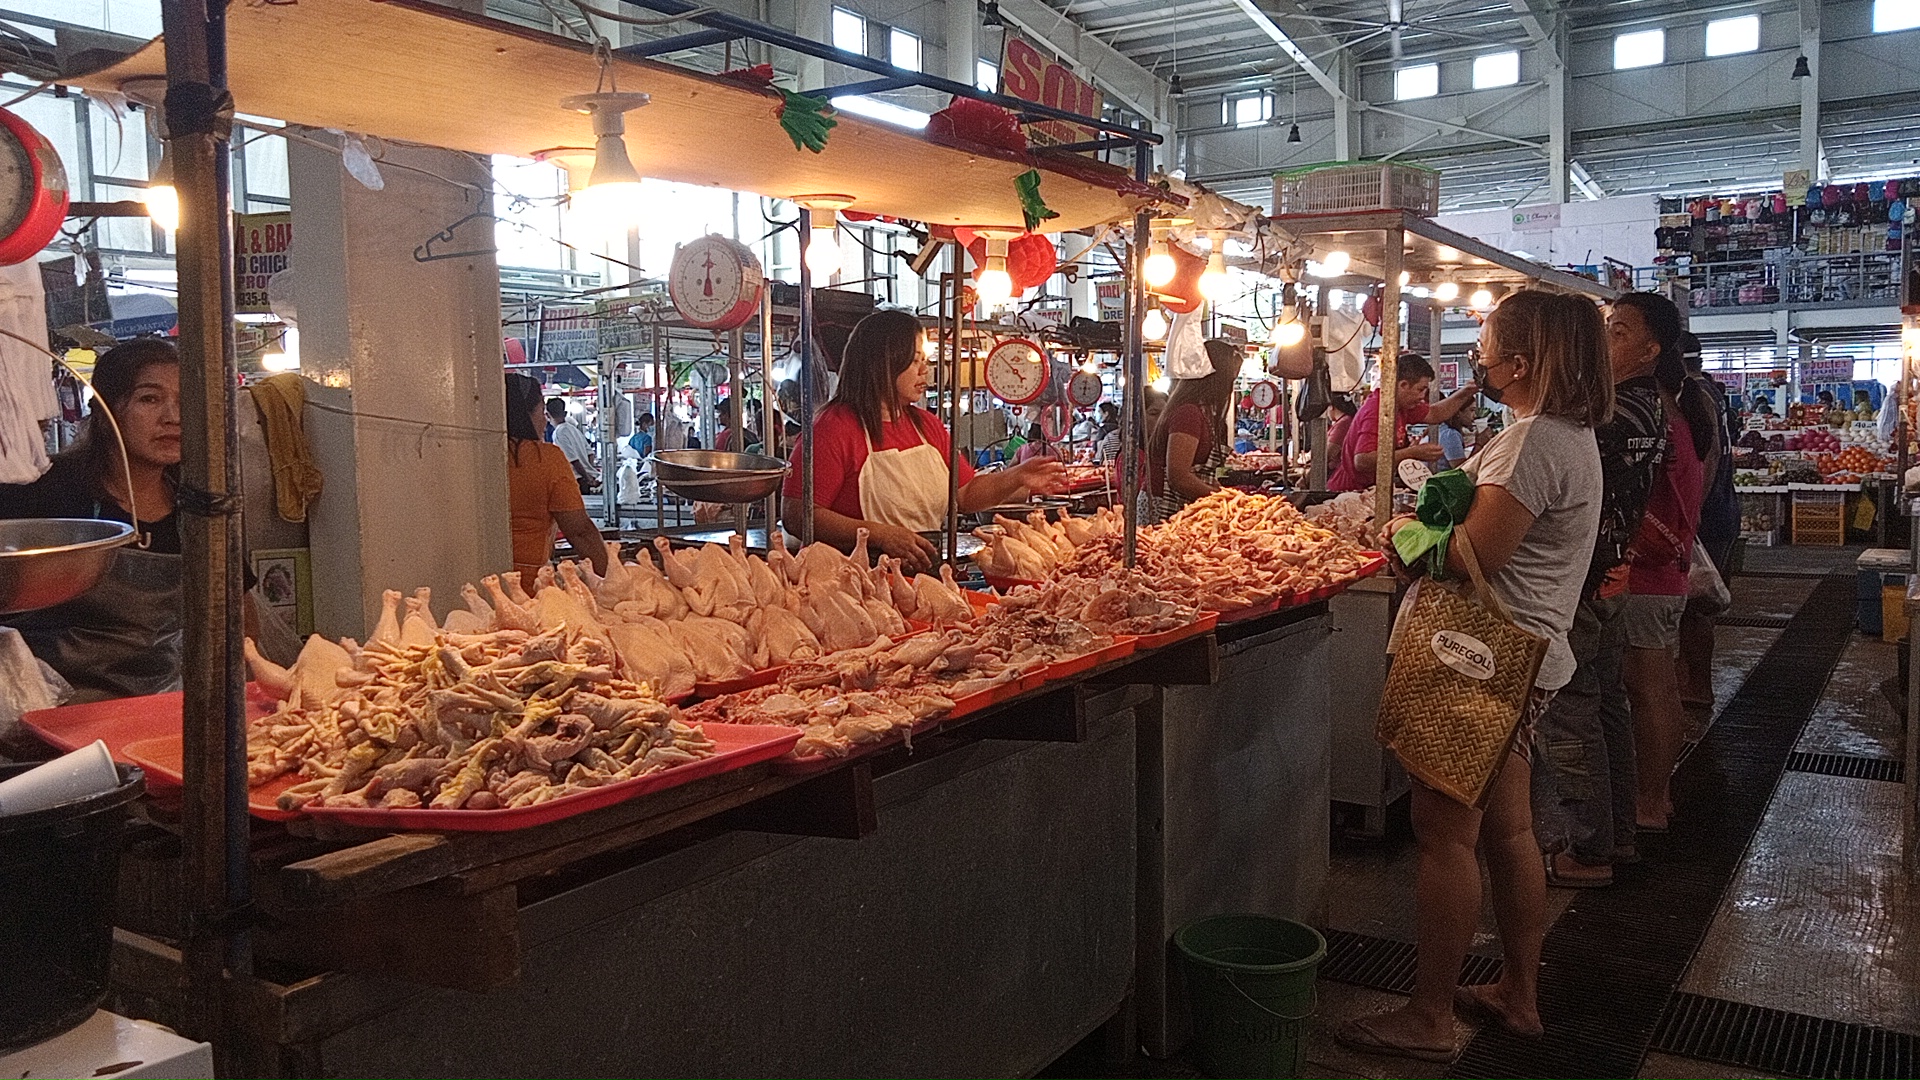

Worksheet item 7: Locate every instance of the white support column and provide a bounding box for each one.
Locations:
[291,138,512,639]
[1799,0,1822,180]
[1332,52,1360,161]
[796,0,830,93]
[945,0,978,86]
[1547,22,1568,203]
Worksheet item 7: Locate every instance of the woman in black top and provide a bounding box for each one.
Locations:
[1,339,184,700]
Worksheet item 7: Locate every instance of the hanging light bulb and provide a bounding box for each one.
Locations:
[975,237,1014,308]
[561,92,652,236]
[1470,286,1494,310]
[1398,270,1411,287]
[805,221,842,278]
[1143,232,1176,288]
[1141,306,1169,340]
[143,151,179,233]
[1272,317,1306,348]
[1320,248,1351,276]
[1433,279,1460,302]
[1198,231,1231,303]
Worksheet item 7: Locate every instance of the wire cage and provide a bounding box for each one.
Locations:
[1274,161,1441,217]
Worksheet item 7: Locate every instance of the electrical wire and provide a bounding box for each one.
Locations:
[1,79,50,107]
[569,0,718,27]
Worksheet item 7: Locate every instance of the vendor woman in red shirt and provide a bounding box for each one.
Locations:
[783,310,1066,574]
[1327,353,1479,491]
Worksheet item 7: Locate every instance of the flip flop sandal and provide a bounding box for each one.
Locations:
[1545,852,1614,889]
[1334,1015,1460,1064]
[1453,985,1545,1040]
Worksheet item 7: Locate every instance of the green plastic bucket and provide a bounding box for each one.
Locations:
[1174,914,1327,1079]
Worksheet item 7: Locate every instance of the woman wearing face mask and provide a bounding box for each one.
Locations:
[1343,291,1608,1062]
[782,310,1067,574]
[0,339,187,702]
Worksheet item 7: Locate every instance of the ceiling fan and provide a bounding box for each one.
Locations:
[1301,0,1523,60]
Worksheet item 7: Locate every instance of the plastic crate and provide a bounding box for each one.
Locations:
[1791,489,1847,545]
[1274,161,1440,217]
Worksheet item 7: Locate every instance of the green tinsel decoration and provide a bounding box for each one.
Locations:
[1014,169,1059,232]
[777,88,837,153]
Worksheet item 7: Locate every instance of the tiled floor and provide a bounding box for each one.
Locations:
[1044,544,1912,1079]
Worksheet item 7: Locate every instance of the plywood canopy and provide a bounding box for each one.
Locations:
[63,0,1162,232]
[1268,210,1620,298]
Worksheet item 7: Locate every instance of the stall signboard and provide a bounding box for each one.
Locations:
[596,295,657,355]
[1097,279,1124,321]
[1806,355,1855,383]
[1000,36,1102,150]
[1511,204,1560,232]
[1437,360,1460,392]
[234,212,291,314]
[537,303,599,363]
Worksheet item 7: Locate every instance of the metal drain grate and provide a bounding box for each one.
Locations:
[1653,993,1919,1079]
[1785,751,1906,783]
[1716,614,1794,628]
[1319,929,1501,996]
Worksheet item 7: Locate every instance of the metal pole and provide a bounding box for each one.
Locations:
[729,325,748,538]
[945,269,962,567]
[653,324,665,533]
[599,354,617,528]
[798,207,816,546]
[162,0,247,1051]
[760,289,777,539]
[1374,226,1405,529]
[1123,136,1152,566]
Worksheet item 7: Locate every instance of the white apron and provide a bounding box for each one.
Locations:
[857,420,950,533]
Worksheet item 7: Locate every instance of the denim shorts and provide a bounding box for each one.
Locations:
[1622,592,1686,650]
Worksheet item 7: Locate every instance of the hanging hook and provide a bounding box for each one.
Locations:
[413,210,497,262]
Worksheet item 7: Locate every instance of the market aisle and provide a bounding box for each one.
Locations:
[1042,545,1914,1080]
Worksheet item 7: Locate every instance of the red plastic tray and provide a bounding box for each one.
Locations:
[21,686,280,791]
[983,574,1044,593]
[692,666,785,700]
[769,714,942,775]
[295,723,801,832]
[1218,596,1284,624]
[120,735,305,821]
[1045,637,1137,681]
[1127,611,1219,652]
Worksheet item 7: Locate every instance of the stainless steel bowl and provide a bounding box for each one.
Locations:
[0,519,137,615]
[649,450,790,504]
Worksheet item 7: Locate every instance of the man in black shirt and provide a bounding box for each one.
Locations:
[1533,293,1677,887]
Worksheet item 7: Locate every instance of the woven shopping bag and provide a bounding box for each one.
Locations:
[1376,529,1548,807]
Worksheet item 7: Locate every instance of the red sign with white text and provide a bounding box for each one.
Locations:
[1000,36,1103,150]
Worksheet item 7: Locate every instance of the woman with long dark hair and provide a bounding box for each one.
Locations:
[781,309,1065,573]
[0,339,185,700]
[505,372,608,593]
[1146,339,1240,521]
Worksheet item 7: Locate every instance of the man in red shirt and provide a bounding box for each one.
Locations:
[1328,354,1479,492]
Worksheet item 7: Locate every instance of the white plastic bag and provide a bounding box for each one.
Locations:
[1686,539,1732,613]
[1164,310,1211,378]
[0,628,69,744]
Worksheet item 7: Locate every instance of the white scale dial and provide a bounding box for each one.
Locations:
[984,338,1047,406]
[1068,369,1104,409]
[1249,380,1280,410]
[668,234,763,331]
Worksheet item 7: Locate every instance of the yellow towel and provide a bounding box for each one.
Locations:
[248,373,324,523]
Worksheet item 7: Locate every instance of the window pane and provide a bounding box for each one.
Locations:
[1232,94,1267,128]
[90,99,150,181]
[1614,28,1664,69]
[1394,63,1438,100]
[889,28,920,72]
[1873,0,1920,32]
[94,182,156,252]
[242,130,289,201]
[831,8,865,54]
[1472,50,1518,89]
[976,60,999,92]
[1705,15,1759,56]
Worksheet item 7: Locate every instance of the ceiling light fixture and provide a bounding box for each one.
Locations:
[1791,54,1811,79]
[1143,226,1176,288]
[560,92,652,234]
[982,0,1005,29]
[1319,248,1351,276]
[1470,286,1494,310]
[120,80,178,232]
[794,194,857,280]
[1142,306,1169,341]
[1433,279,1459,302]
[1198,230,1231,303]
[975,236,1015,308]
